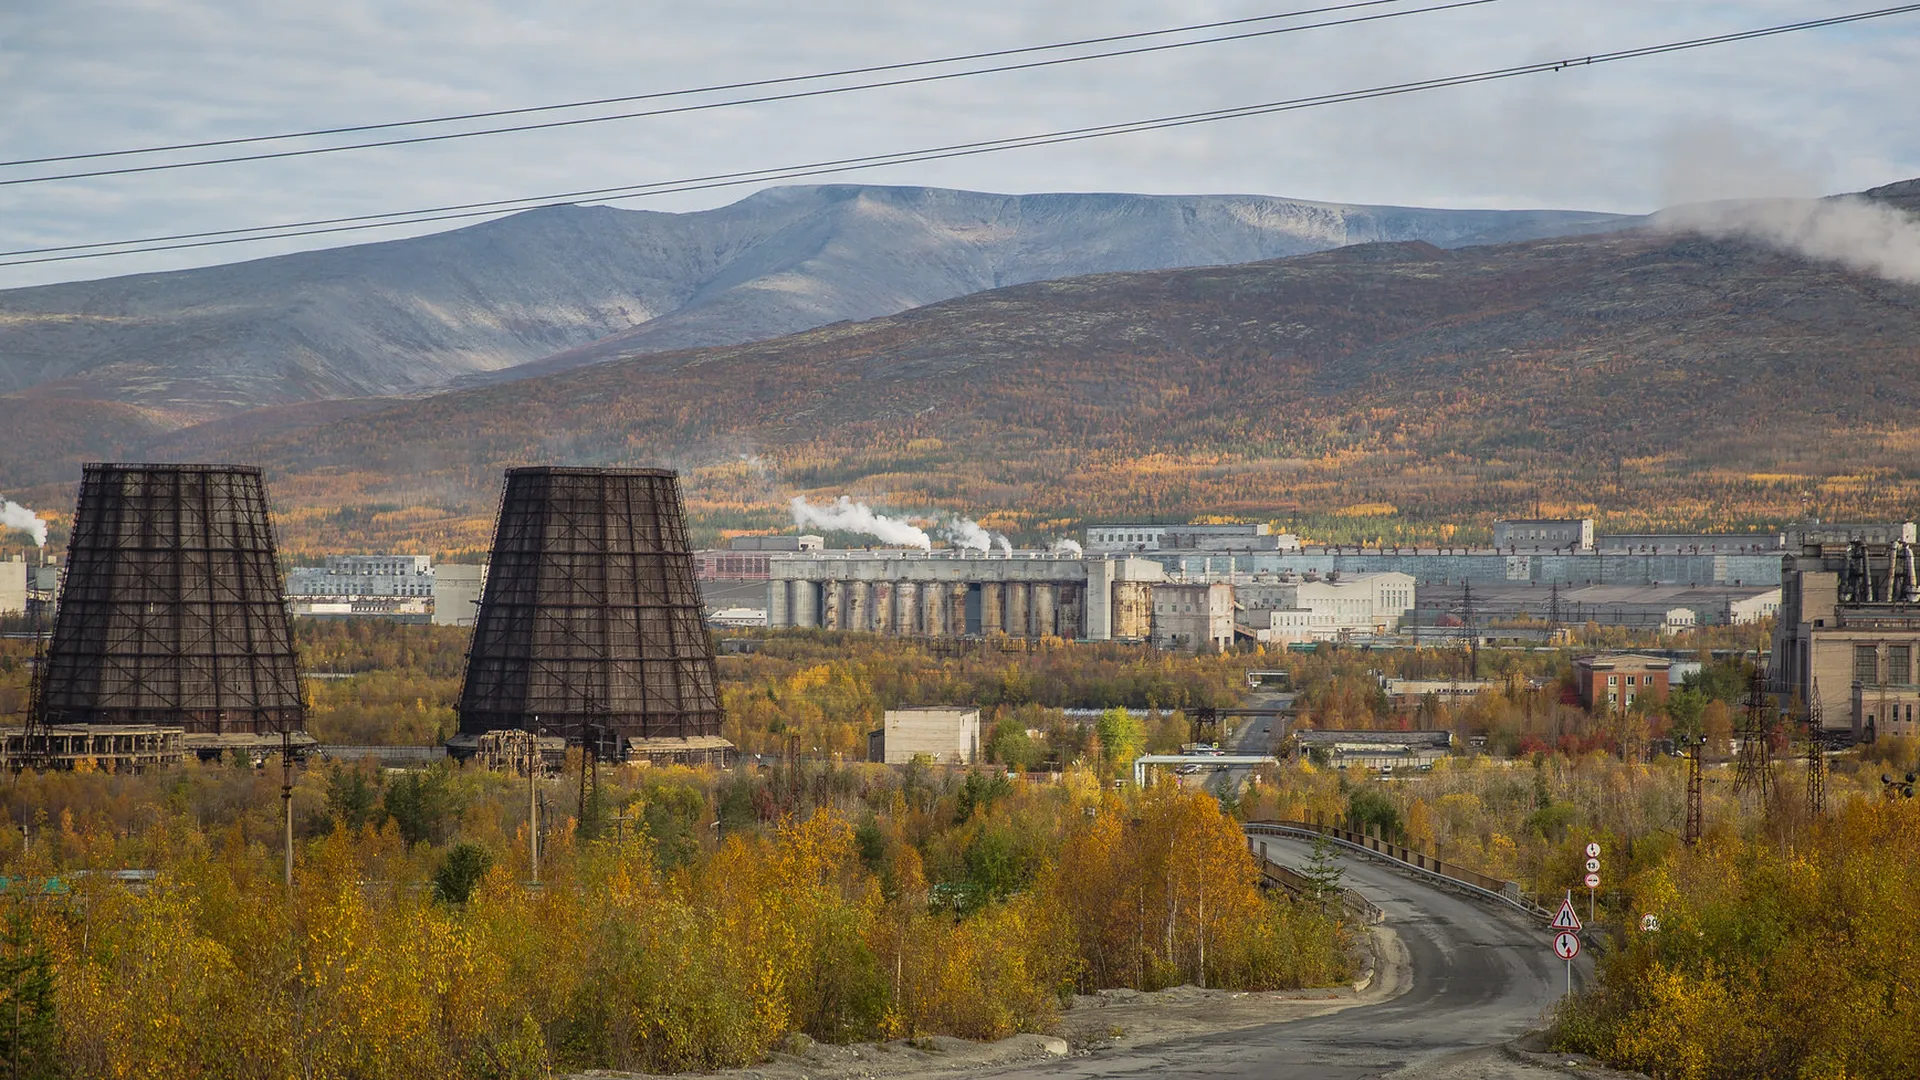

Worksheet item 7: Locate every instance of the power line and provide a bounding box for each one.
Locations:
[4,4,1914,270]
[0,0,1497,187]
[0,0,1428,169]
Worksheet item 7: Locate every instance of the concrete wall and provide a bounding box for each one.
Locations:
[431,563,486,627]
[1152,550,1782,587]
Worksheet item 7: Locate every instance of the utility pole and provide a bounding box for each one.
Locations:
[1547,581,1563,641]
[1805,687,1828,821]
[1684,735,1704,845]
[282,727,295,890]
[1460,580,1479,680]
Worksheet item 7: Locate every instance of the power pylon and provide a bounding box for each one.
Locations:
[1732,669,1775,813]
[1460,580,1479,680]
[1804,684,1829,821]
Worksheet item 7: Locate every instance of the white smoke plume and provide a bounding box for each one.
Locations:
[1050,538,1084,557]
[790,496,931,550]
[1654,195,1920,286]
[942,515,1012,554]
[1,497,46,547]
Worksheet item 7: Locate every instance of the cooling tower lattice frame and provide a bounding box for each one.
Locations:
[457,467,722,749]
[35,463,306,734]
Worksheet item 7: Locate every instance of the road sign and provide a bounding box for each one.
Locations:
[1551,895,1583,931]
[1584,872,1600,889]
[1554,931,1581,960]
[1641,914,1660,932]
[1585,842,1601,858]
[1585,858,1601,873]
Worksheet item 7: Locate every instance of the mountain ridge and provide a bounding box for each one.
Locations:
[0,184,1637,424]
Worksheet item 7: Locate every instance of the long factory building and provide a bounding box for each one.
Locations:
[766,553,1169,640]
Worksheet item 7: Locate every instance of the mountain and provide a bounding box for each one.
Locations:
[0,184,1635,427]
[131,193,1920,555]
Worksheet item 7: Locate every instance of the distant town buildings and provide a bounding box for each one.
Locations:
[1291,729,1452,770]
[1573,654,1672,712]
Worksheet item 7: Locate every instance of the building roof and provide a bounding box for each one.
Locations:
[1573,653,1672,670]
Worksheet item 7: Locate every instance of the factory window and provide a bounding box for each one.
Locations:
[1607,675,1618,685]
[1856,645,1880,684]
[1894,645,1912,684]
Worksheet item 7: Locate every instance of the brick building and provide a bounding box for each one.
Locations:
[1573,654,1672,712]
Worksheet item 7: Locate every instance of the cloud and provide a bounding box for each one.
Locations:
[0,0,1916,288]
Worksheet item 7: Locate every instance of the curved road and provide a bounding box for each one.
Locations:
[992,836,1591,1079]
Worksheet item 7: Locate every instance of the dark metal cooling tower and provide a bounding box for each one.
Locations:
[456,467,722,752]
[36,463,306,734]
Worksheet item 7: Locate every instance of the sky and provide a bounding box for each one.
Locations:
[1,0,1917,288]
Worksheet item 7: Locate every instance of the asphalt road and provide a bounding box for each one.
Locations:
[1206,691,1291,797]
[987,836,1589,1080]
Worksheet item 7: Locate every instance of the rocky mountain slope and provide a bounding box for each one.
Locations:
[126,211,1920,553]
[0,184,1633,423]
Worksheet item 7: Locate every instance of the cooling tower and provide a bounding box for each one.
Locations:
[36,463,306,735]
[456,467,723,756]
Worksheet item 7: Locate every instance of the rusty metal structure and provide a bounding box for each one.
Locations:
[1732,668,1776,813]
[455,468,723,761]
[33,463,306,738]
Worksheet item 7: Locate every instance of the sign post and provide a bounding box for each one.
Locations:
[1551,892,1583,996]
[1584,842,1602,923]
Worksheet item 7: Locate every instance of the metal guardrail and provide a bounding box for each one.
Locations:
[1256,856,1386,924]
[1245,821,1552,924]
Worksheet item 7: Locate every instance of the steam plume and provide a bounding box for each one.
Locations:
[1654,195,1920,286]
[1,497,46,547]
[942,515,1014,555]
[790,496,930,550]
[1050,538,1084,557]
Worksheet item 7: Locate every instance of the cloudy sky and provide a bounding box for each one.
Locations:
[2,0,1916,288]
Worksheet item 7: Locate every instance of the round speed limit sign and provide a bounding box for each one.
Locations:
[1585,858,1601,873]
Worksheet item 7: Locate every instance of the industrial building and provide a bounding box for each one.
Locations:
[1773,524,1920,736]
[869,707,981,765]
[696,535,824,581]
[1495,519,1594,551]
[431,563,486,627]
[765,551,1168,640]
[29,463,311,761]
[452,467,733,767]
[1411,582,1781,634]
[1151,582,1236,652]
[1291,729,1452,770]
[1238,572,1415,644]
[1573,654,1672,712]
[1085,522,1299,553]
[287,555,433,598]
[0,556,23,615]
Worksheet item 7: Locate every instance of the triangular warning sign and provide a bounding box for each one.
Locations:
[1551,895,1582,932]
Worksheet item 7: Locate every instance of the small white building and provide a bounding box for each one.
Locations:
[0,557,25,616]
[431,563,487,627]
[1239,572,1415,644]
[1151,582,1236,652]
[872,707,981,765]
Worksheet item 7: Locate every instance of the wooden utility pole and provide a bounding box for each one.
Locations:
[282,728,295,889]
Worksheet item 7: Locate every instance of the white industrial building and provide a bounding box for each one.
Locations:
[1237,572,1416,644]
[0,557,25,616]
[870,707,981,765]
[287,555,434,598]
[431,563,487,627]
